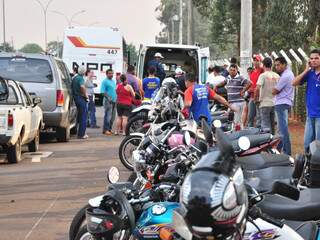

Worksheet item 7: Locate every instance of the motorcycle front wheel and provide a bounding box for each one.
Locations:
[119,135,143,171]
[75,225,131,240]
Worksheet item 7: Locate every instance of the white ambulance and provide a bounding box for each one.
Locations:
[136,44,210,84]
[62,26,127,101]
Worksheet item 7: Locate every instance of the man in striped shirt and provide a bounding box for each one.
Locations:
[217,64,251,127]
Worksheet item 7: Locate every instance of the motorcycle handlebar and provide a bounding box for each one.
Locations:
[249,206,284,228]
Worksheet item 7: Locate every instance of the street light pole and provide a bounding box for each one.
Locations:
[179,0,183,44]
[34,0,54,51]
[52,10,86,28]
[240,0,252,79]
[2,0,6,51]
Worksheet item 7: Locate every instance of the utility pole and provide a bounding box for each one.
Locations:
[179,0,183,44]
[240,0,252,78]
[2,0,6,51]
[187,0,193,45]
[171,19,175,43]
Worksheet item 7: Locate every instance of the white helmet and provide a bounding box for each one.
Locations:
[161,77,176,86]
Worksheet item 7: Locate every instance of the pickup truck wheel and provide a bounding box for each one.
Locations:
[7,136,22,164]
[56,126,70,142]
[28,129,40,152]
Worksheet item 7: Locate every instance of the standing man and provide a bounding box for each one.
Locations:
[101,69,117,135]
[293,49,320,152]
[248,55,264,128]
[216,64,251,127]
[255,57,279,134]
[72,66,88,139]
[85,70,99,128]
[272,57,294,155]
[147,52,166,82]
[184,73,236,124]
[143,66,160,100]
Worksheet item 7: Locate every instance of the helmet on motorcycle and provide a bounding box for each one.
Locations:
[86,190,135,238]
[180,149,248,239]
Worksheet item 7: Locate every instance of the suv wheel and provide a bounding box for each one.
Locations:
[7,136,22,164]
[56,126,70,142]
[28,128,40,152]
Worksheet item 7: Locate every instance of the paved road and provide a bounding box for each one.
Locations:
[0,107,130,240]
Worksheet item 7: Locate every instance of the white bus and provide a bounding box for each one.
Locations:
[62,26,127,102]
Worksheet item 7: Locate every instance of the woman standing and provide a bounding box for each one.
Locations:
[116,74,135,135]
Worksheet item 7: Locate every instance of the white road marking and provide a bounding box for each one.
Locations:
[24,194,59,240]
[23,152,53,163]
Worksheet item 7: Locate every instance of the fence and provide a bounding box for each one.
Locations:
[211,48,309,122]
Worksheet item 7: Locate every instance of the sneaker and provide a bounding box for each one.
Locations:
[114,131,119,135]
[103,131,112,136]
[78,134,89,139]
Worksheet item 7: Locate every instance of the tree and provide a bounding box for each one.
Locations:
[127,43,138,65]
[0,42,15,52]
[47,41,63,57]
[19,43,43,54]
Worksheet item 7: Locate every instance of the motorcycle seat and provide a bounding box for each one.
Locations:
[237,153,291,170]
[211,115,229,123]
[211,111,226,117]
[232,133,272,152]
[257,188,320,221]
[244,166,294,192]
[227,128,261,141]
[285,221,318,240]
[108,182,136,192]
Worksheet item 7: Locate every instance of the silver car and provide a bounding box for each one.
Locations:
[0,53,77,142]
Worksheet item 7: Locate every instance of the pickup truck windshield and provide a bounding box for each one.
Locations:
[0,57,53,83]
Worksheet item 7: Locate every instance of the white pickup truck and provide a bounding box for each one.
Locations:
[0,78,43,163]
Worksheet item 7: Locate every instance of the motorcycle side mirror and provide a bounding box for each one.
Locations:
[183,131,191,146]
[213,120,222,129]
[107,167,120,184]
[238,136,250,151]
[271,181,300,201]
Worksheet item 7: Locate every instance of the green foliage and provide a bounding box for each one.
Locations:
[19,43,43,54]
[127,43,138,65]
[47,41,63,57]
[0,42,15,52]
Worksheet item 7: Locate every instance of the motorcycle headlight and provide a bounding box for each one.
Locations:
[132,150,146,172]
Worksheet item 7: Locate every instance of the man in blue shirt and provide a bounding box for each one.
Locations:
[147,52,166,82]
[100,69,117,135]
[143,66,160,99]
[293,49,320,151]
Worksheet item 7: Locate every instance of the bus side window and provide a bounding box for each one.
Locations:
[87,63,98,71]
[101,64,112,73]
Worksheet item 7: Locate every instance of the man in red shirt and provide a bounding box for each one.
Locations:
[248,55,263,127]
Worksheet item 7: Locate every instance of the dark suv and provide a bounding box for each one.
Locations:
[0,53,77,142]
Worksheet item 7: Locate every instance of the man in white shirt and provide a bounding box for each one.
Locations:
[206,66,226,87]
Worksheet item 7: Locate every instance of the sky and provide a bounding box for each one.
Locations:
[1,0,163,49]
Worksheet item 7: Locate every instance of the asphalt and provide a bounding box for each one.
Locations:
[0,107,131,240]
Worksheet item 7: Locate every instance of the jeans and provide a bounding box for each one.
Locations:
[260,106,275,134]
[74,95,88,137]
[304,117,320,151]
[275,104,291,155]
[248,100,261,128]
[103,98,115,132]
[87,95,97,127]
[231,102,245,125]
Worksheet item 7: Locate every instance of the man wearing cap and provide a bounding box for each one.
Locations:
[248,54,264,128]
[147,52,166,83]
[72,66,89,139]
